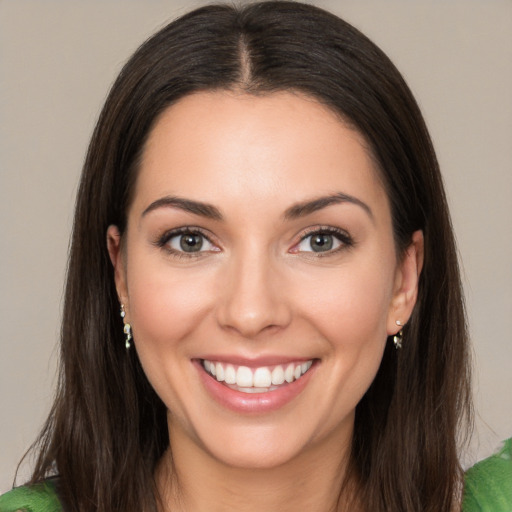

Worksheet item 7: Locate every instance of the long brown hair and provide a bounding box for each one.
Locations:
[27,2,472,511]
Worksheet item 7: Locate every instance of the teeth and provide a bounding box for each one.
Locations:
[215,362,224,382]
[237,387,274,394]
[236,366,253,387]
[225,364,236,385]
[284,364,295,383]
[202,359,314,391]
[271,366,285,385]
[253,367,272,387]
[301,361,312,373]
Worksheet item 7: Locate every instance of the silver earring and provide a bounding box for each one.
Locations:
[124,323,132,349]
[120,304,132,349]
[393,320,404,350]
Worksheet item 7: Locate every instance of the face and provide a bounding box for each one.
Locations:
[108,91,422,470]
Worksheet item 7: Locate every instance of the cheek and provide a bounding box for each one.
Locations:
[299,261,395,348]
[124,256,219,412]
[295,261,395,419]
[126,257,215,352]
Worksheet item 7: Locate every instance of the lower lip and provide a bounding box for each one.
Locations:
[195,360,316,414]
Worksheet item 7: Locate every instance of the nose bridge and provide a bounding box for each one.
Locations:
[217,242,291,337]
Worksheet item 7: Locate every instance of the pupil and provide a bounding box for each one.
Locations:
[180,234,203,252]
[311,234,333,252]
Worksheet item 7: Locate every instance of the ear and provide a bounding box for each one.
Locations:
[106,225,129,310]
[387,230,424,335]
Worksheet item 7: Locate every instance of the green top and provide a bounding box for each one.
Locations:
[462,438,512,512]
[1,440,511,511]
[0,479,62,512]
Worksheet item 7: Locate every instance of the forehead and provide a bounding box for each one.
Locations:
[133,90,388,219]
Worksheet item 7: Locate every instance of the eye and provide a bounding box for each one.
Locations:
[294,228,352,254]
[157,228,218,256]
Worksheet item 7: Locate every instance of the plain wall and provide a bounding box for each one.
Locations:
[1,0,511,491]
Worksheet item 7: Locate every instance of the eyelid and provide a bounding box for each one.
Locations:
[290,225,354,255]
[154,226,221,256]
[153,225,352,258]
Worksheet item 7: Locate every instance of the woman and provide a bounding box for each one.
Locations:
[0,2,473,511]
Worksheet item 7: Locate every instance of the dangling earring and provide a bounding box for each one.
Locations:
[124,324,132,349]
[120,304,132,350]
[393,320,404,350]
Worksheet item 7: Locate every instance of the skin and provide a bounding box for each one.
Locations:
[107,90,423,511]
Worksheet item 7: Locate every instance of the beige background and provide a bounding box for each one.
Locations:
[1,0,511,492]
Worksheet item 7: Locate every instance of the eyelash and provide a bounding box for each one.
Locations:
[154,225,354,259]
[293,226,354,256]
[154,227,218,259]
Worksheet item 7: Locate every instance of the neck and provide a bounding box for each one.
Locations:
[155,420,359,512]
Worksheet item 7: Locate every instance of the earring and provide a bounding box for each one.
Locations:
[393,320,404,350]
[120,304,132,349]
[124,324,132,349]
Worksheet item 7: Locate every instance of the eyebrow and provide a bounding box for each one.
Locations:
[142,196,223,220]
[141,192,373,222]
[284,192,374,221]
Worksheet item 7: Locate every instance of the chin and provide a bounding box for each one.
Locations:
[205,434,306,470]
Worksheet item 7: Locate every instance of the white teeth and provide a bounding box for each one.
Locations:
[237,387,271,394]
[253,367,272,387]
[301,361,312,373]
[224,364,236,384]
[203,359,314,391]
[284,364,295,383]
[236,366,253,387]
[215,362,224,382]
[271,365,285,385]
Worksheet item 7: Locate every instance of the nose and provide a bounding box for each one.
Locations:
[216,251,292,339]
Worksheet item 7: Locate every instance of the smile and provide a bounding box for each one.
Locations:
[202,359,314,393]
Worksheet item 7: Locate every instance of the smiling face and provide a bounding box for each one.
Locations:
[108,91,422,471]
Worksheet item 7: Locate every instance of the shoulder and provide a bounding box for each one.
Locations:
[462,438,512,512]
[0,479,63,512]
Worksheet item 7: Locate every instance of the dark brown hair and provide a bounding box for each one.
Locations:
[27,2,472,511]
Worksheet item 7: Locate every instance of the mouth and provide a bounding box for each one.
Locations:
[201,359,314,394]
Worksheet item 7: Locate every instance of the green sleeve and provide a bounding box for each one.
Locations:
[0,480,63,512]
[463,438,512,512]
